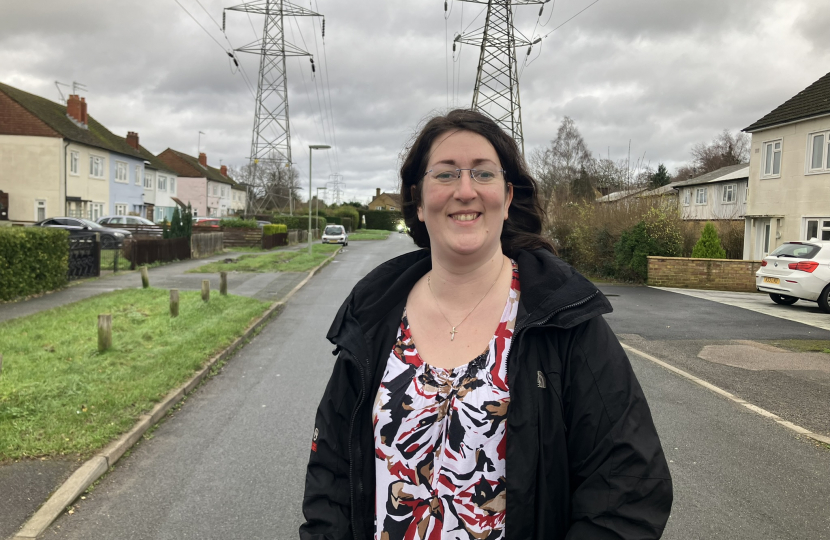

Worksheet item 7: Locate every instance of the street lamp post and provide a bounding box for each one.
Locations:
[316,186,327,234]
[308,145,331,254]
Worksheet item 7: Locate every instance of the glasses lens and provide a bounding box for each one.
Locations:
[471,169,501,183]
[430,169,459,182]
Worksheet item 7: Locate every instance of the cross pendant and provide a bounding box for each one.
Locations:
[450,327,458,341]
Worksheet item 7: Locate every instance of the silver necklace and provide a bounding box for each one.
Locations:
[427,256,506,341]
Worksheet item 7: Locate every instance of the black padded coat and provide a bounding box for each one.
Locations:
[300,248,673,540]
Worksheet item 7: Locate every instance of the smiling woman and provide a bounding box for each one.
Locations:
[300,110,673,540]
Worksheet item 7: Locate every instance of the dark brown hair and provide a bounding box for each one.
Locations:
[399,108,554,259]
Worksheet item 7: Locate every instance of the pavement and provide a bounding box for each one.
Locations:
[0,241,326,540]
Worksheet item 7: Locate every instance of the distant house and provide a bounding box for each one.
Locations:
[743,70,830,258]
[123,132,180,223]
[594,187,648,204]
[157,150,239,218]
[0,82,146,223]
[672,164,749,222]
[368,188,401,211]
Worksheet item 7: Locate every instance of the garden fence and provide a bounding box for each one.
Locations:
[125,237,190,269]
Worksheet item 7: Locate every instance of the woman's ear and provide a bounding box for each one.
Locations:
[412,185,425,222]
[504,182,513,220]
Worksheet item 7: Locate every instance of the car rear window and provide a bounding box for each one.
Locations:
[770,243,821,259]
[325,226,343,235]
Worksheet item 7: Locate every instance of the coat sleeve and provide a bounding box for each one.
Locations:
[562,316,673,539]
[299,350,360,540]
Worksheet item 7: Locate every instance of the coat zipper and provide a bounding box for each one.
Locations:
[513,291,599,337]
[345,350,368,540]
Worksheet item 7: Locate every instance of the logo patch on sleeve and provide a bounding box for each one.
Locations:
[311,427,319,452]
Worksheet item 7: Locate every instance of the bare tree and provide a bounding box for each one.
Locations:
[230,161,302,214]
[532,117,594,206]
[689,129,750,175]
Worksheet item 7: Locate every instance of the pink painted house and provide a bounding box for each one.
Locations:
[157,149,240,217]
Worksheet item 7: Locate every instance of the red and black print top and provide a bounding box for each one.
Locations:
[372,261,520,540]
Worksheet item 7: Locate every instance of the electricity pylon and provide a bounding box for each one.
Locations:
[226,0,322,213]
[455,0,546,155]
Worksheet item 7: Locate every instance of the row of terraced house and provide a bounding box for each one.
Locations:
[0,82,247,225]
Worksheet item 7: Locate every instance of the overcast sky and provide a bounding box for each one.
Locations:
[2,0,828,203]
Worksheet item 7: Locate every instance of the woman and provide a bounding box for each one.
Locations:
[300,109,672,540]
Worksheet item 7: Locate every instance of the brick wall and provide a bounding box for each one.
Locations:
[647,256,762,292]
[0,91,61,137]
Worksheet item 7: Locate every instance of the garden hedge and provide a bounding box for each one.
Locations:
[220,218,259,229]
[363,210,403,231]
[325,216,343,225]
[262,224,288,235]
[0,227,69,301]
[271,215,327,233]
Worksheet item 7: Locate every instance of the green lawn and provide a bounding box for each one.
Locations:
[0,289,270,460]
[349,229,392,241]
[190,244,339,274]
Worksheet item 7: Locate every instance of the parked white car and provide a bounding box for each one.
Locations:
[756,240,830,312]
[321,225,348,245]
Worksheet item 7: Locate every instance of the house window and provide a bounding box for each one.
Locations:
[721,184,736,203]
[807,131,830,173]
[144,172,153,189]
[762,140,782,177]
[169,178,176,194]
[805,218,830,241]
[115,204,128,215]
[35,199,46,221]
[115,161,128,183]
[744,185,749,203]
[135,165,142,185]
[212,184,218,196]
[89,203,104,221]
[70,151,79,175]
[390,206,396,211]
[89,155,105,178]
[683,189,690,206]
[158,175,167,191]
[695,187,707,205]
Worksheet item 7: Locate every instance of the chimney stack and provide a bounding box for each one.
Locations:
[199,152,207,167]
[80,97,88,125]
[66,94,82,124]
[220,165,228,176]
[126,131,139,150]
[376,188,381,197]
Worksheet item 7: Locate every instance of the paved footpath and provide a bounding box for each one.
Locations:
[0,245,311,324]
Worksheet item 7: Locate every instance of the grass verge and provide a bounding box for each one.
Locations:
[0,288,270,460]
[349,229,392,241]
[764,339,830,354]
[189,243,339,273]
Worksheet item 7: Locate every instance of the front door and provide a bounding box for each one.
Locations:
[146,205,154,222]
[0,190,8,220]
[755,219,771,258]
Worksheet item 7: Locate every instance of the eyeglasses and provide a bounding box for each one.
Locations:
[423,167,506,185]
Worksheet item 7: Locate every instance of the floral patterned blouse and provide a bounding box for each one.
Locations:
[372,261,520,540]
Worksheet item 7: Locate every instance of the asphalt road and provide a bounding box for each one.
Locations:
[42,243,830,539]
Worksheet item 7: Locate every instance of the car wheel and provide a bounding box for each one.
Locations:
[818,285,830,314]
[101,235,115,249]
[344,242,348,246]
[769,293,798,306]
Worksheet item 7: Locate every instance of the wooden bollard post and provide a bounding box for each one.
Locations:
[140,266,150,289]
[170,289,179,317]
[201,280,210,302]
[220,272,228,296]
[98,314,112,352]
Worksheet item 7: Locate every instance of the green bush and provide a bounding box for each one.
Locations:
[614,208,682,281]
[0,228,69,301]
[271,215,326,233]
[262,224,288,235]
[364,210,402,231]
[325,216,343,225]
[220,218,258,229]
[333,206,360,230]
[691,222,727,259]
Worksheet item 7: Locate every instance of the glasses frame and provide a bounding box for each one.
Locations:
[423,167,507,184]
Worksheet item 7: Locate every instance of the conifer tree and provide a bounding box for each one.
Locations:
[691,222,727,259]
[170,206,182,238]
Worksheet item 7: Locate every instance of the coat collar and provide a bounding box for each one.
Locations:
[326,248,612,353]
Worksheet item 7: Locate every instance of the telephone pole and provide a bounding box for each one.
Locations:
[225,0,322,213]
[455,0,546,155]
